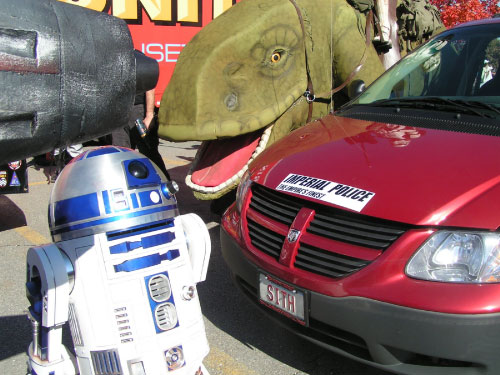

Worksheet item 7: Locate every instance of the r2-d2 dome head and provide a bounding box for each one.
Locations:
[48,146,178,242]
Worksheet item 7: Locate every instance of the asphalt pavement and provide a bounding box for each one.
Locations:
[0,140,389,375]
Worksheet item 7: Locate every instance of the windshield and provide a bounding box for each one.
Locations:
[351,23,500,108]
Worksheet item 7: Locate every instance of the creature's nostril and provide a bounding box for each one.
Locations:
[224,62,243,77]
[224,93,238,111]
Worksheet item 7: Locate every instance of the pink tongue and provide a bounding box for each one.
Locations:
[191,131,262,187]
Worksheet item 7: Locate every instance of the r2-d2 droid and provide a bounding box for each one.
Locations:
[25,146,211,375]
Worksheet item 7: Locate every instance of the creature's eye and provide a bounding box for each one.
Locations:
[270,51,282,63]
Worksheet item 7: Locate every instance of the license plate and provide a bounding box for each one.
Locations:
[259,274,305,324]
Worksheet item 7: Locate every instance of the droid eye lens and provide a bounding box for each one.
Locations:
[128,160,149,179]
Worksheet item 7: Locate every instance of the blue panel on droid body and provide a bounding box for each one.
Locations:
[48,146,178,241]
[124,158,161,189]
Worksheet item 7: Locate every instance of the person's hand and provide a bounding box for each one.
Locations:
[143,112,154,129]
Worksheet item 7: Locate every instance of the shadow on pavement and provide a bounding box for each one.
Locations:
[0,195,27,231]
[0,315,30,362]
[0,315,74,364]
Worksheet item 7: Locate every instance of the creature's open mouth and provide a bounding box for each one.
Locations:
[186,125,273,195]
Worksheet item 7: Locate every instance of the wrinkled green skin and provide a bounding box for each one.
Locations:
[158,0,389,199]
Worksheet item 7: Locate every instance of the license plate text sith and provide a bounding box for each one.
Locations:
[259,274,305,324]
[265,283,297,313]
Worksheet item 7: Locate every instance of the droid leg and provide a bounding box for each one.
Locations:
[26,244,77,375]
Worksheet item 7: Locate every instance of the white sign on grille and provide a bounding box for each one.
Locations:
[276,173,375,212]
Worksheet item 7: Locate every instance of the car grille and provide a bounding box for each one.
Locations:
[249,183,301,226]
[247,184,411,278]
[247,219,285,260]
[308,211,406,249]
[295,243,371,278]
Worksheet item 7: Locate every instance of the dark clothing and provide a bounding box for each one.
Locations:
[111,102,170,180]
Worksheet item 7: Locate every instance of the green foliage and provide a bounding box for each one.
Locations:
[486,38,500,72]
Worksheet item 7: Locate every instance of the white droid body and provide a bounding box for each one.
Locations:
[26,146,211,375]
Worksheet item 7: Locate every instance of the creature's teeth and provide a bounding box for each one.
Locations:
[232,169,242,180]
[256,124,273,152]
[252,124,274,158]
[261,126,272,141]
[187,124,274,194]
[261,125,271,139]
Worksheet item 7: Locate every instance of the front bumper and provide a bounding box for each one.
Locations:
[221,225,500,375]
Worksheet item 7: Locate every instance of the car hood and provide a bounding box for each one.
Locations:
[249,114,500,229]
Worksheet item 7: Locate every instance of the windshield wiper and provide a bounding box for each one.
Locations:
[365,97,496,118]
[452,99,500,116]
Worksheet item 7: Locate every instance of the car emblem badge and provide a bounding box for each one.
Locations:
[287,229,300,243]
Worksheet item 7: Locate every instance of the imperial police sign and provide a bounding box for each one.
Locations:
[276,173,375,212]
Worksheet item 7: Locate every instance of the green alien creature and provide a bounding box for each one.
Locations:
[158,0,443,202]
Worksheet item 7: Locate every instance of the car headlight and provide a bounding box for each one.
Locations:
[235,170,252,213]
[406,231,500,283]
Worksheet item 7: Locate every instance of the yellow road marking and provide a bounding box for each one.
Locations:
[207,222,220,230]
[205,346,258,375]
[14,227,50,246]
[29,180,51,187]
[163,157,192,166]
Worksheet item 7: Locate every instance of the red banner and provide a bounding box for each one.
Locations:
[59,0,240,105]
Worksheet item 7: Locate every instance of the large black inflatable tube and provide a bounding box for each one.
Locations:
[0,0,158,163]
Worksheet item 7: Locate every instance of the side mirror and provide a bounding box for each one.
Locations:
[348,80,366,99]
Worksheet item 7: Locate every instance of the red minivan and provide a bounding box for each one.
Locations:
[221,18,500,375]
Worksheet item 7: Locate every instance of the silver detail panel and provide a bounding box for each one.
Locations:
[91,349,122,375]
[68,303,83,347]
[148,274,172,302]
[155,302,178,331]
